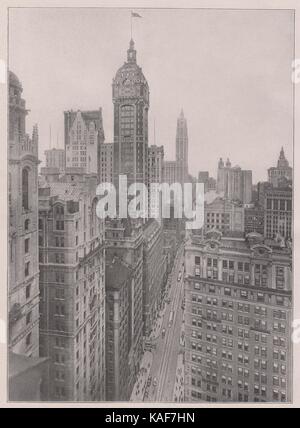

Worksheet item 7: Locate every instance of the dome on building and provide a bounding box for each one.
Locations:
[9,71,22,90]
[113,39,148,88]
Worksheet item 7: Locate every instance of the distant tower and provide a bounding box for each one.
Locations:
[268,147,292,187]
[112,39,149,188]
[175,109,188,184]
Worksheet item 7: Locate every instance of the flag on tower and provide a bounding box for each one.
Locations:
[131,12,142,18]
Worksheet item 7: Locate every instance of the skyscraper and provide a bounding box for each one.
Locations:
[176,109,189,185]
[112,39,149,188]
[217,158,252,204]
[38,172,106,401]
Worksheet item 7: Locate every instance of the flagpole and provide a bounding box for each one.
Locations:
[130,12,132,39]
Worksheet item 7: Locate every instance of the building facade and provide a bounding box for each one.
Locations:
[268,148,292,187]
[64,109,105,176]
[38,172,106,401]
[244,206,265,235]
[204,197,244,234]
[217,158,252,204]
[45,148,65,172]
[112,39,149,188]
[8,71,40,360]
[105,258,134,401]
[198,171,216,193]
[105,219,144,385]
[263,184,292,240]
[142,220,166,336]
[99,142,114,184]
[176,109,189,185]
[184,229,292,403]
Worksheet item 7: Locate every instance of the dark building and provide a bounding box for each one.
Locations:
[142,220,166,336]
[112,39,149,188]
[105,258,134,401]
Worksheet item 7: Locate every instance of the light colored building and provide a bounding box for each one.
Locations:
[99,142,114,184]
[204,197,244,233]
[64,109,105,176]
[217,158,252,204]
[163,160,180,186]
[184,229,292,403]
[8,71,40,363]
[176,109,189,185]
[45,148,65,172]
[38,172,106,401]
[268,148,292,187]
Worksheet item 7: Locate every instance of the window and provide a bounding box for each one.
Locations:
[26,284,31,299]
[22,168,29,210]
[25,332,31,347]
[24,238,30,254]
[25,219,30,231]
[26,311,32,325]
[25,262,30,277]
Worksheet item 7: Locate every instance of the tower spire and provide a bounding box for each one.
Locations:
[127,39,136,63]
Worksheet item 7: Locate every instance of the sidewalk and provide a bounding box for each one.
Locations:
[172,352,184,402]
[130,351,153,401]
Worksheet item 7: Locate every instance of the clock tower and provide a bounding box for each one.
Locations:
[112,39,149,188]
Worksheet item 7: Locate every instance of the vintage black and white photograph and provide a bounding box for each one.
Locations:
[7,4,294,404]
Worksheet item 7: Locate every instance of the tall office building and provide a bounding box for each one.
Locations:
[148,145,164,218]
[99,142,114,184]
[105,219,144,391]
[8,71,40,359]
[217,158,252,204]
[176,109,189,184]
[105,258,134,401]
[268,148,292,187]
[112,39,149,188]
[142,220,166,336]
[184,229,292,403]
[64,109,105,176]
[45,148,65,172]
[38,172,106,401]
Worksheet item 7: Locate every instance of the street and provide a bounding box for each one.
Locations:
[144,242,185,402]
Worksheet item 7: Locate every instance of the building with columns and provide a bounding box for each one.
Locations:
[184,229,292,403]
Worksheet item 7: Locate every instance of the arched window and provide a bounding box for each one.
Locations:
[22,168,29,210]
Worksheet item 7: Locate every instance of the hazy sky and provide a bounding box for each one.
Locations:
[9,7,294,182]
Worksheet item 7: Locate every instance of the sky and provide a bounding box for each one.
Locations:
[9,7,294,182]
